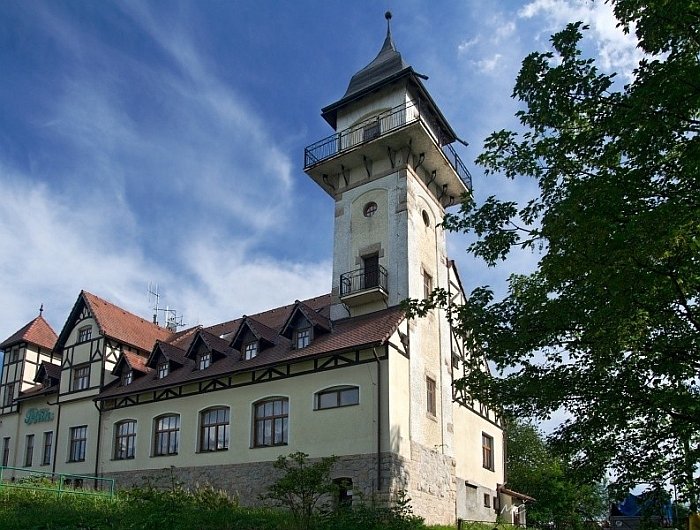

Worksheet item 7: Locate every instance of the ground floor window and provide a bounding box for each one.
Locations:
[334,477,353,507]
[24,434,34,467]
[2,437,9,466]
[114,420,137,460]
[253,398,288,447]
[154,415,179,456]
[68,426,87,462]
[199,407,229,452]
[42,432,53,465]
[315,386,359,409]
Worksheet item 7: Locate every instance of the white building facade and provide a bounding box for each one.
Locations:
[0,17,530,525]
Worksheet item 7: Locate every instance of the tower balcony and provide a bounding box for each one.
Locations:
[339,265,388,306]
[304,99,472,198]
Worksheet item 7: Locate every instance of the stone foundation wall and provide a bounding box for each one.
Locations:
[104,447,460,525]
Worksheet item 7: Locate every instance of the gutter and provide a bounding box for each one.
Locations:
[372,346,382,492]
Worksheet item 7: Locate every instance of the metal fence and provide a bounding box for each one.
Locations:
[0,465,115,499]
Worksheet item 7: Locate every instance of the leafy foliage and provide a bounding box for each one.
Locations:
[408,0,700,509]
[262,451,339,530]
[506,419,608,527]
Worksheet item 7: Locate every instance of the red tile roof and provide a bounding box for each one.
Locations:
[123,351,151,374]
[0,315,57,351]
[82,291,173,353]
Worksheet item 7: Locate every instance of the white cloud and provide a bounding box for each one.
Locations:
[457,37,479,55]
[518,0,643,76]
[475,53,504,73]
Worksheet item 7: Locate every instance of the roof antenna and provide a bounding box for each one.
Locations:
[39,304,44,316]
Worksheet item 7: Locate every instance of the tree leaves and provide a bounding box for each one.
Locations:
[436,0,700,509]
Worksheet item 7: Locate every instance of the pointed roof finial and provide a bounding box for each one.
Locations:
[39,303,44,316]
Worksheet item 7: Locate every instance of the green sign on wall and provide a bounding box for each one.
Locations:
[24,408,54,424]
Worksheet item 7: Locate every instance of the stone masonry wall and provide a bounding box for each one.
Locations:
[104,447,457,525]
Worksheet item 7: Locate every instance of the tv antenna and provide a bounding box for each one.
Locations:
[147,282,185,331]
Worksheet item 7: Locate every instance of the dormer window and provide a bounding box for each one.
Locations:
[294,328,311,349]
[197,352,211,370]
[244,341,258,360]
[157,361,169,379]
[78,326,92,343]
[122,370,133,386]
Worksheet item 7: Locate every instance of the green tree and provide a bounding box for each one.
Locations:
[506,419,608,527]
[262,451,338,530]
[407,0,699,510]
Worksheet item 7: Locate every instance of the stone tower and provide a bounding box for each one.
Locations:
[303,12,471,322]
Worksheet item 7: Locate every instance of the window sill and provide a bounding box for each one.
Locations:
[251,443,288,449]
[196,448,229,454]
[152,453,178,457]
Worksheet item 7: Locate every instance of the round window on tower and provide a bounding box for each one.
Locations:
[363,202,378,217]
[422,209,431,227]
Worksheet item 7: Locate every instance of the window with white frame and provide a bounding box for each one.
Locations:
[197,351,211,370]
[294,328,311,349]
[122,370,133,386]
[315,386,359,410]
[244,341,258,360]
[157,360,169,379]
[68,426,87,462]
[199,407,230,452]
[153,415,179,456]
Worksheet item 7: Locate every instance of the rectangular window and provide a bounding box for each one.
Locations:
[423,271,433,299]
[121,370,133,386]
[482,432,494,471]
[42,432,53,466]
[69,426,87,462]
[200,408,230,452]
[72,365,90,391]
[10,348,19,362]
[294,329,311,349]
[363,120,380,142]
[254,398,288,447]
[114,421,136,460]
[2,437,9,466]
[157,361,169,379]
[154,415,179,456]
[197,352,211,370]
[78,326,92,342]
[426,377,436,416]
[24,434,34,467]
[244,341,258,360]
[3,383,14,407]
[315,386,360,410]
[484,493,491,508]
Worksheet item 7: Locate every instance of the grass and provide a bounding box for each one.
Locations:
[0,484,468,530]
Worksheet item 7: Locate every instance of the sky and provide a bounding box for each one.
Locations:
[0,1,643,349]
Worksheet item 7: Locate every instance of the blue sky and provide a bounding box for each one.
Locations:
[0,0,642,343]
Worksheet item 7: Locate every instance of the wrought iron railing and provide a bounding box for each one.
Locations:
[340,265,388,297]
[304,100,472,190]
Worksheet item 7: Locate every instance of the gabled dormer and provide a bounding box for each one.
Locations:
[185,330,232,371]
[34,361,61,390]
[229,317,278,360]
[146,342,187,380]
[280,301,332,350]
[111,351,151,386]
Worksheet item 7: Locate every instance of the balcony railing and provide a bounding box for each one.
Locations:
[304,100,472,190]
[340,265,388,298]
